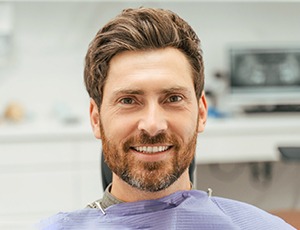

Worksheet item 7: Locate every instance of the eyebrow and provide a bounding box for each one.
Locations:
[111,86,191,98]
[112,89,145,98]
[159,87,191,96]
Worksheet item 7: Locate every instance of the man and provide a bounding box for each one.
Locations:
[38,7,294,229]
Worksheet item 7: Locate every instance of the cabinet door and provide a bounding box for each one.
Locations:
[71,140,104,206]
[0,142,79,228]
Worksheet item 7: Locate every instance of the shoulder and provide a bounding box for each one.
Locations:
[210,196,295,229]
[36,209,102,230]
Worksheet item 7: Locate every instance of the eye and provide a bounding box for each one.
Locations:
[119,97,136,105]
[166,95,183,103]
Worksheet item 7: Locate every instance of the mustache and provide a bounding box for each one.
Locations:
[123,132,176,152]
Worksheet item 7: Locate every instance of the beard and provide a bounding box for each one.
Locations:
[100,122,198,192]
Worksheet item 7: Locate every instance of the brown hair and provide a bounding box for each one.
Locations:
[84,7,204,107]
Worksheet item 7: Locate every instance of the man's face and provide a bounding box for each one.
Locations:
[90,47,207,192]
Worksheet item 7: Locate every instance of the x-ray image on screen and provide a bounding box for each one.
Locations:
[231,49,300,88]
[228,46,300,109]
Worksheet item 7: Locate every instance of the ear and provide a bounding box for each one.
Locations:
[197,91,208,133]
[89,98,101,139]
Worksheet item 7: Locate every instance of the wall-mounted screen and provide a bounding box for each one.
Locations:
[228,46,300,112]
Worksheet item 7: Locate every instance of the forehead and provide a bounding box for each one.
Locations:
[104,48,194,94]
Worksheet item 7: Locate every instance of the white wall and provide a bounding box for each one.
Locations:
[1,2,300,121]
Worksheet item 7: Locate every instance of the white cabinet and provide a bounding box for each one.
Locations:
[196,114,300,164]
[0,133,102,230]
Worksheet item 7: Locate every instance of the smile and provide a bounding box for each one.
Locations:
[132,146,171,154]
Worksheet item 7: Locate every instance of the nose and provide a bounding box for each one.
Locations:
[137,103,168,137]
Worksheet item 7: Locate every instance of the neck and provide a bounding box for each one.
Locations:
[110,170,191,202]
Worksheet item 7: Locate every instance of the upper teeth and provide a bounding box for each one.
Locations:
[134,146,169,153]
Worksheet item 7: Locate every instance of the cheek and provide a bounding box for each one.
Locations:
[101,113,138,141]
[171,113,198,140]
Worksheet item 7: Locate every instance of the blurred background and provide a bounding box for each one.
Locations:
[0,1,300,229]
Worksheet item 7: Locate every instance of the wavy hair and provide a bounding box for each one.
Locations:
[84,7,204,107]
